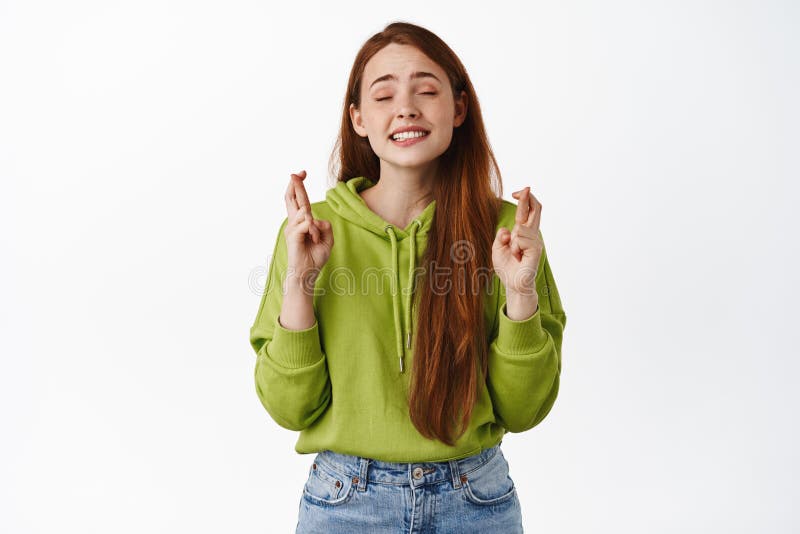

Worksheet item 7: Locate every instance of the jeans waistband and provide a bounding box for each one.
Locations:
[312,442,504,492]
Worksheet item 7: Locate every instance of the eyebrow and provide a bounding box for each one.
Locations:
[369,71,442,90]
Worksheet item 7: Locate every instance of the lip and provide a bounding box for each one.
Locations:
[389,125,431,147]
[389,125,430,137]
[390,133,429,147]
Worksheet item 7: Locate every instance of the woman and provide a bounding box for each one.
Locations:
[249,21,567,533]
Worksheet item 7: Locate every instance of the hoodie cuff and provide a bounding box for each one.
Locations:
[266,314,325,369]
[495,303,549,355]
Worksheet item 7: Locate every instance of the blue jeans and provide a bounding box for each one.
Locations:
[295,442,524,533]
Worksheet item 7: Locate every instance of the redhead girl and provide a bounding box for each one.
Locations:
[249,21,567,533]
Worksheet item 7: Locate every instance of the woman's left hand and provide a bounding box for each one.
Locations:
[491,186,543,300]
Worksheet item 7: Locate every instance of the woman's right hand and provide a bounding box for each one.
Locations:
[283,170,334,288]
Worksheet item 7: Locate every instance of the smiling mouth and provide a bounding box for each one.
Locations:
[390,132,430,146]
[389,130,430,141]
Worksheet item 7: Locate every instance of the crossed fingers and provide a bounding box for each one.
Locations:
[284,169,320,243]
[511,186,541,239]
[284,170,312,218]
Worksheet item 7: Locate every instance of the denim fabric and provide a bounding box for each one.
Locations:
[295,442,524,533]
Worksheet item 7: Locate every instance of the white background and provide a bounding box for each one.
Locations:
[2,1,798,532]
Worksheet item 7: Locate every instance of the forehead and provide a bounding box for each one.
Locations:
[363,43,446,88]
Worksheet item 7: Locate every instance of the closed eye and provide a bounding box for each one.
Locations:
[376,92,437,102]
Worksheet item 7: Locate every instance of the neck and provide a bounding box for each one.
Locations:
[361,163,437,229]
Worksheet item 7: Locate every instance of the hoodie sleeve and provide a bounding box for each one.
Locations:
[249,217,331,431]
[486,231,567,433]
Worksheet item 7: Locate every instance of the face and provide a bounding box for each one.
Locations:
[349,43,467,173]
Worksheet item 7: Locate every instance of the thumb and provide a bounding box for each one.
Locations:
[313,219,331,232]
[493,227,510,249]
[313,219,333,241]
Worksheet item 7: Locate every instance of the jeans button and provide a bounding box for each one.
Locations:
[412,467,423,479]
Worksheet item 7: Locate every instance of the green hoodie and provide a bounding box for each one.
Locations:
[249,176,567,462]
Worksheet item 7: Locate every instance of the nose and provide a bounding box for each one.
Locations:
[397,106,418,119]
[395,91,420,119]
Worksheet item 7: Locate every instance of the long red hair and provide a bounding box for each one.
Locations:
[329,21,505,446]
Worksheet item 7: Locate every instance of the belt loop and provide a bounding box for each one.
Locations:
[357,457,369,492]
[449,459,463,489]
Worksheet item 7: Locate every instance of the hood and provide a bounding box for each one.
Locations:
[326,176,437,374]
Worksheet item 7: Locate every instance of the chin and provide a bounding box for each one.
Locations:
[381,144,448,165]
[385,155,440,169]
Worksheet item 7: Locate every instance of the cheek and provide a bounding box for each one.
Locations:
[432,109,457,134]
[438,129,455,146]
[432,105,456,127]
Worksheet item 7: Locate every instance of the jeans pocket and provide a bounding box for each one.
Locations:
[461,449,517,506]
[302,458,357,507]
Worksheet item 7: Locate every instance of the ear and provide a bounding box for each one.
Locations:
[453,90,468,128]
[349,103,368,137]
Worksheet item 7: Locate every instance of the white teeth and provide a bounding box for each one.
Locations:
[392,130,428,141]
